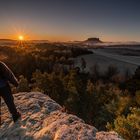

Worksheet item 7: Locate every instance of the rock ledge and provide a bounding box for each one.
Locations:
[0,92,122,140]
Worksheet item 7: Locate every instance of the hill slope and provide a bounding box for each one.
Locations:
[0,92,122,140]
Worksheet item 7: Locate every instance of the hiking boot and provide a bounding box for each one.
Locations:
[12,112,21,123]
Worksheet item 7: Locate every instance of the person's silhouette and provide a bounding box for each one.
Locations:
[0,61,21,123]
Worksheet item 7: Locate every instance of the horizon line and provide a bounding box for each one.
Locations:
[0,38,140,43]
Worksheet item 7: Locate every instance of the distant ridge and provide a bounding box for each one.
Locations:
[0,39,15,41]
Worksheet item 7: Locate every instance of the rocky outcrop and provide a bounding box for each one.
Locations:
[0,92,122,140]
[84,38,102,45]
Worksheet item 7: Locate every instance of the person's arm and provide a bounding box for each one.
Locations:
[0,62,19,87]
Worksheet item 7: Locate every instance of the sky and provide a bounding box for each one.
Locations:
[0,0,140,42]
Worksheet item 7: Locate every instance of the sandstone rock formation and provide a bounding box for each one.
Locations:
[0,92,122,140]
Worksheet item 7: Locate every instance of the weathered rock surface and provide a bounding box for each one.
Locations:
[0,92,122,140]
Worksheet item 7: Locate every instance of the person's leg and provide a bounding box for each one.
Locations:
[0,84,21,122]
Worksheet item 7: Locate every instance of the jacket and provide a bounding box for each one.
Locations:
[0,61,18,88]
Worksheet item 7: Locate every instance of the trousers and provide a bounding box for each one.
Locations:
[0,84,18,117]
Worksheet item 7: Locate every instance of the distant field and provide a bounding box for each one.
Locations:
[75,47,140,74]
[100,46,140,56]
[92,49,140,66]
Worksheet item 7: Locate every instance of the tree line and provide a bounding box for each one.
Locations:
[0,43,140,139]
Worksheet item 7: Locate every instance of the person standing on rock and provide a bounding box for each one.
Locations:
[0,61,21,123]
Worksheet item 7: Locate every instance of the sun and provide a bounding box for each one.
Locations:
[18,35,24,41]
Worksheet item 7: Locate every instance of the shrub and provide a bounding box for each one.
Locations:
[107,108,140,140]
[17,75,30,92]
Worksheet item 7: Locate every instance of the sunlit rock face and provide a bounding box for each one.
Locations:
[0,92,122,140]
